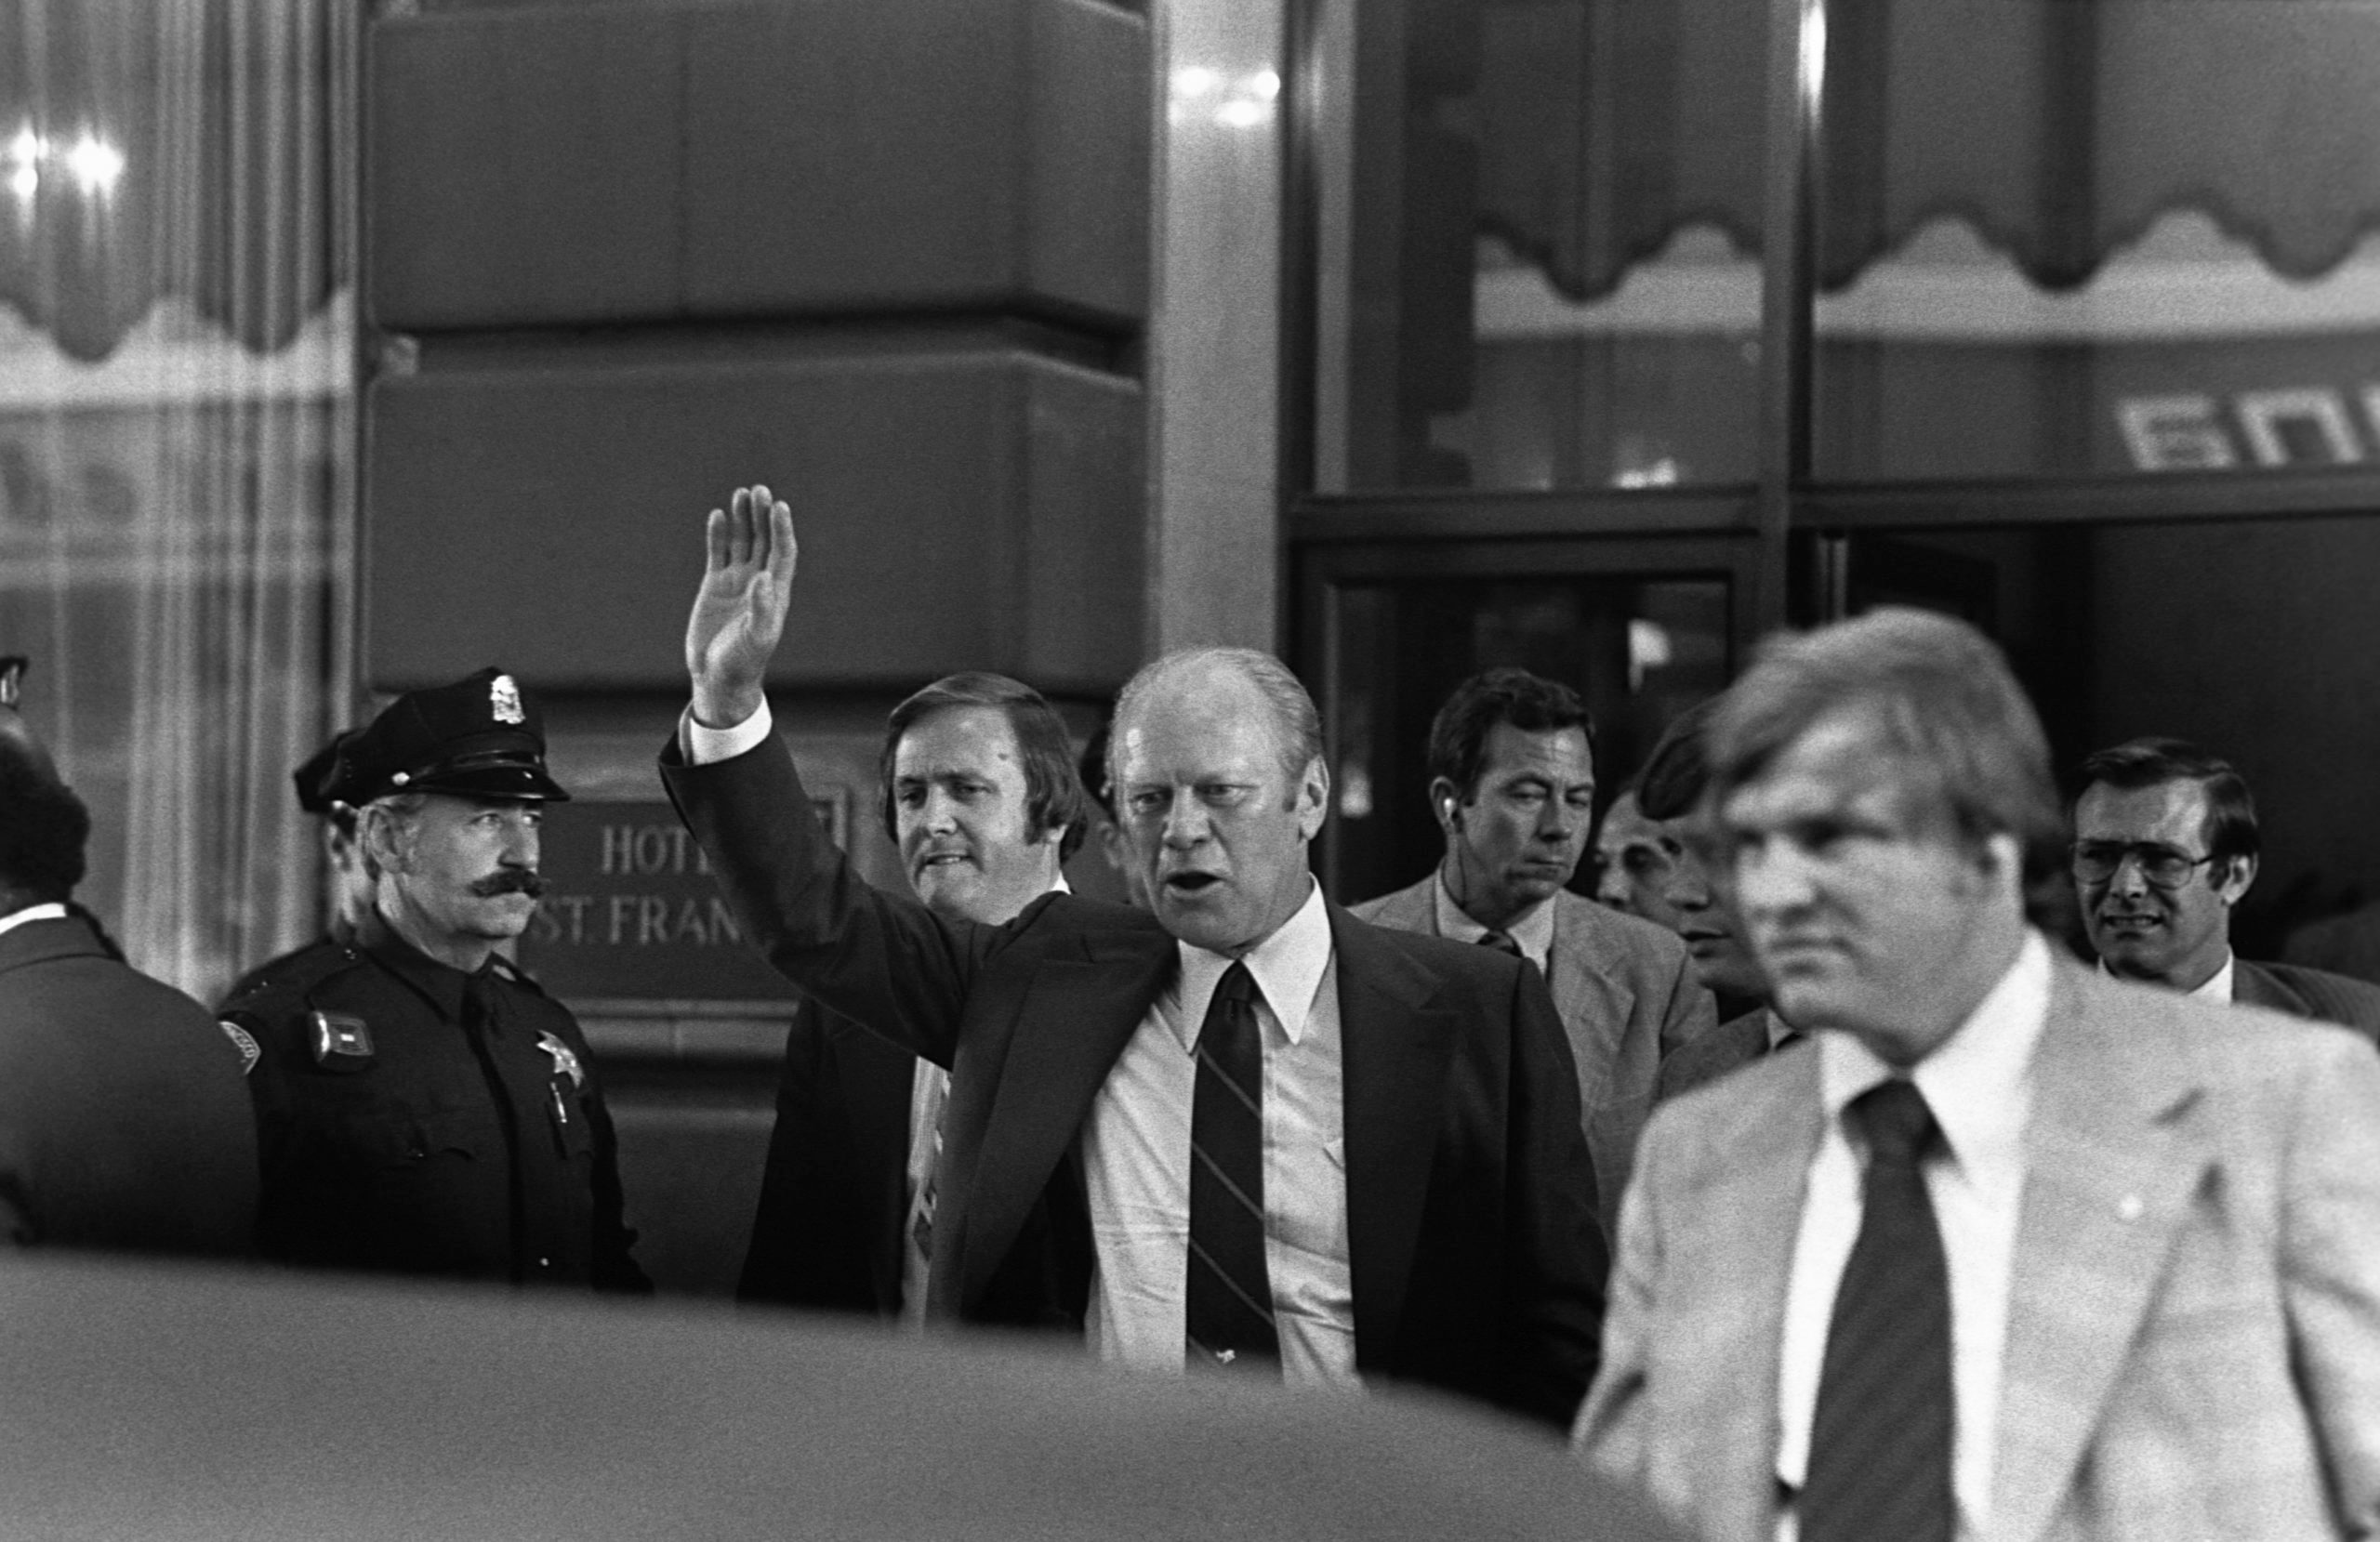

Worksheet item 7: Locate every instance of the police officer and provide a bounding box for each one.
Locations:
[220,730,377,1003]
[220,668,648,1291]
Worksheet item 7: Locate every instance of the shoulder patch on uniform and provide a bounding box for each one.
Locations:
[218,1020,262,1076]
[310,1010,375,1066]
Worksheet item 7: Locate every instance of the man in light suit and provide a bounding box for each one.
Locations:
[663,486,1606,1430]
[2071,736,2380,1042]
[1352,668,1711,1235]
[1577,607,2380,1541]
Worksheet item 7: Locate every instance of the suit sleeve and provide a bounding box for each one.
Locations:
[575,1030,653,1296]
[2279,1031,2380,1534]
[739,1009,826,1306]
[660,730,978,1069]
[1501,958,1611,1429]
[1571,1100,1663,1482]
[1653,949,1716,1061]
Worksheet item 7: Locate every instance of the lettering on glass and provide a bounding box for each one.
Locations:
[2119,385,2380,472]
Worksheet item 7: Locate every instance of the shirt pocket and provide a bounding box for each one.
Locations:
[341,1106,482,1167]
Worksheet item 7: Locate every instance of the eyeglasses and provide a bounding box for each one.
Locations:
[2069,840,2218,888]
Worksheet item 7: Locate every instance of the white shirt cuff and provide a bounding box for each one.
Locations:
[681,699,774,765]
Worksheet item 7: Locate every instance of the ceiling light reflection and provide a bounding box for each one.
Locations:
[65,136,125,195]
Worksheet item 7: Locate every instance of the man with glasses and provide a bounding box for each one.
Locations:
[2072,737,2380,1036]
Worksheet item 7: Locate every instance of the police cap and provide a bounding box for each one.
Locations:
[291,731,357,816]
[343,667,569,804]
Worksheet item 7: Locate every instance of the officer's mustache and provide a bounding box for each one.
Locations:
[469,868,549,899]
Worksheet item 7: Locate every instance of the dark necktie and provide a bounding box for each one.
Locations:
[1185,961,1278,1373]
[1801,1078,1954,1542]
[1477,929,1524,958]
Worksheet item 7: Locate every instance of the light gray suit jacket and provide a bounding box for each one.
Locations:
[1353,879,1712,1239]
[1577,959,2380,1542]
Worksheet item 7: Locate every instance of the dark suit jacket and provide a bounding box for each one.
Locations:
[1652,1008,1786,1103]
[664,733,1608,1429]
[0,914,258,1254]
[2232,957,2380,1043]
[1350,879,1712,1240]
[737,999,915,1314]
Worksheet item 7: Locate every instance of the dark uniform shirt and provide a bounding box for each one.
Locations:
[220,912,648,1292]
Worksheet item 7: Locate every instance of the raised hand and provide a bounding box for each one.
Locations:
[684,483,798,729]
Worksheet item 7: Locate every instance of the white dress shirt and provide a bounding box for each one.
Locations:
[1775,930,2053,1542]
[686,703,1358,1380]
[1429,872,1554,970]
[2094,950,2232,1003]
[0,902,68,941]
[1082,879,1357,1385]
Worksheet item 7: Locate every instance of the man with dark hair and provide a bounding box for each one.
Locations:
[2072,736,2380,1036]
[0,676,258,1256]
[1623,699,1812,1100]
[221,730,377,1004]
[1353,666,1709,1237]
[1590,787,1678,922]
[1579,608,2380,1542]
[220,668,647,1290]
[667,486,1605,1430]
[741,671,1087,1318]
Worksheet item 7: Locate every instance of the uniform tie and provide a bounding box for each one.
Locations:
[1477,929,1525,959]
[1185,961,1277,1373]
[1801,1077,1954,1542]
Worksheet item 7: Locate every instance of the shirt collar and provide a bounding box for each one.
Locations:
[1818,929,2053,1177]
[356,904,487,1021]
[1430,869,1555,968]
[1171,878,1334,1052]
[0,902,69,941]
[2094,947,2232,1003]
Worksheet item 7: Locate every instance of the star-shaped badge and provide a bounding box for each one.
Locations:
[536,1030,585,1087]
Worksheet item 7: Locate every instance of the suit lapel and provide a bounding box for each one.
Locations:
[1681,1049,1822,1541]
[1990,966,2210,1542]
[1331,903,1461,1371]
[2230,959,2307,1017]
[825,1012,921,1300]
[1548,895,1636,1094]
[957,930,1174,1304]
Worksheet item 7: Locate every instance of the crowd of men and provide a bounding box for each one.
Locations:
[3,482,2377,1540]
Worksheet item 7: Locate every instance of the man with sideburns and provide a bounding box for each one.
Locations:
[1353,667,1710,1238]
[739,671,1085,1318]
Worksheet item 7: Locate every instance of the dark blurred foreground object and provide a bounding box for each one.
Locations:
[0,655,60,781]
[0,1254,1683,1542]
[0,660,258,1255]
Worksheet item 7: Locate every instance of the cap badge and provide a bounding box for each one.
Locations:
[490,674,524,726]
[536,1030,586,1088]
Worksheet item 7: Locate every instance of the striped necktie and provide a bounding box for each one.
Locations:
[1801,1077,1954,1542]
[1185,961,1278,1373]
